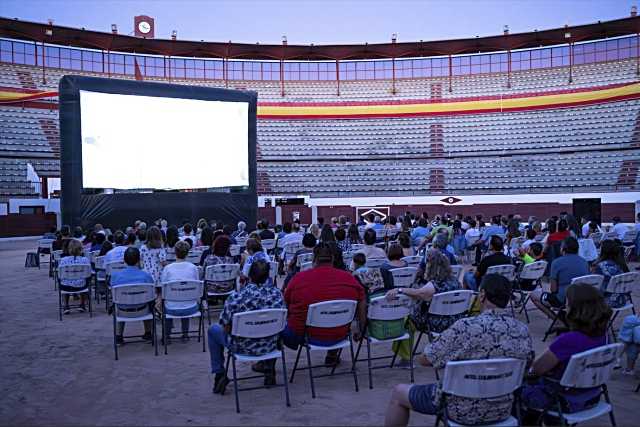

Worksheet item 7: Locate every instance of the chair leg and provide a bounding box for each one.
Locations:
[281,349,291,407]
[349,335,359,393]
[305,345,316,398]
[412,331,424,356]
[329,349,342,376]
[366,338,373,389]
[409,335,414,384]
[231,356,240,413]
[58,289,62,321]
[113,311,118,361]
[163,312,168,355]
[354,338,364,364]
[543,313,560,342]
[153,311,158,356]
[603,385,617,427]
[289,346,302,383]
[88,288,93,318]
[201,314,205,352]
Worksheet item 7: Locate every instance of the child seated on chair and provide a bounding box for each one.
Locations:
[619,314,640,375]
[515,242,545,292]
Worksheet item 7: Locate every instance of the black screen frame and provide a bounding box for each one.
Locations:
[59,75,257,229]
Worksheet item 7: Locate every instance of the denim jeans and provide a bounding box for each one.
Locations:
[464,271,479,291]
[208,324,230,374]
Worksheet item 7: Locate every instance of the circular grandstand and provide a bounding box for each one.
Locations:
[1,15,640,232]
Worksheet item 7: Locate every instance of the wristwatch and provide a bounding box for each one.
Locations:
[397,288,404,294]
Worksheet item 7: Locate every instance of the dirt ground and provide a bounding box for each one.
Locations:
[1,239,639,426]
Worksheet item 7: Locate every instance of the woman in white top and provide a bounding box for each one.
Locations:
[140,226,167,284]
[160,240,199,339]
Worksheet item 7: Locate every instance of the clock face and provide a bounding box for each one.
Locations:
[138,21,151,34]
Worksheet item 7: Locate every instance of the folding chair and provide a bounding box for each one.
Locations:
[540,344,623,427]
[105,261,127,311]
[160,280,205,354]
[204,263,240,324]
[343,251,354,268]
[590,232,603,246]
[57,263,93,321]
[224,309,290,413]
[351,244,365,252]
[438,358,526,427]
[165,248,176,262]
[605,272,638,340]
[401,255,421,268]
[366,258,387,268]
[464,235,480,264]
[450,265,463,282]
[487,264,517,315]
[296,252,314,268]
[111,283,158,360]
[602,231,618,241]
[269,260,279,286]
[354,295,414,388]
[412,290,475,358]
[185,251,202,265]
[543,275,604,341]
[508,237,526,256]
[390,267,418,288]
[37,238,54,269]
[289,299,359,398]
[235,236,248,248]
[51,250,63,289]
[300,261,313,272]
[515,260,547,323]
[261,239,276,254]
[93,255,107,303]
[282,241,303,264]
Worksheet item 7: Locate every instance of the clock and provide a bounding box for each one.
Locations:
[138,21,151,34]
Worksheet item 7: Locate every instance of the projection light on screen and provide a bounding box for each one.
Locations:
[80,90,249,190]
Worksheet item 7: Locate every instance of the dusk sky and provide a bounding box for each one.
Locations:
[1,0,631,44]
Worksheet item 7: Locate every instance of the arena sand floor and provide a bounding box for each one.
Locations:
[1,239,639,426]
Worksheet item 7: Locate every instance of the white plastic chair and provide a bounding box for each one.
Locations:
[300,261,313,272]
[622,230,637,245]
[185,251,202,265]
[570,274,604,288]
[366,257,387,268]
[515,260,547,323]
[439,358,526,427]
[38,238,54,266]
[354,295,414,389]
[204,263,240,323]
[289,299,359,398]
[282,241,303,262]
[450,265,463,282]
[390,267,418,288]
[261,239,276,253]
[269,260,279,284]
[296,252,314,267]
[111,283,157,360]
[226,309,290,413]
[401,255,421,268]
[105,261,127,310]
[51,249,63,289]
[486,264,516,281]
[602,231,618,241]
[543,344,624,427]
[605,272,639,338]
[57,263,93,321]
[235,236,248,248]
[413,290,475,357]
[160,280,205,354]
[229,244,241,257]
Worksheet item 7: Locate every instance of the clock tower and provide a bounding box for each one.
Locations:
[134,15,155,38]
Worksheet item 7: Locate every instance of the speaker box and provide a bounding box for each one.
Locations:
[572,198,601,225]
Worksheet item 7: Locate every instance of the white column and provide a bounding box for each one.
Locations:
[311,205,318,225]
[275,206,282,225]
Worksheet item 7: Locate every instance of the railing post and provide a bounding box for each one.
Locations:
[507,49,511,89]
[336,59,340,97]
[448,54,452,93]
[568,42,573,84]
[41,40,46,84]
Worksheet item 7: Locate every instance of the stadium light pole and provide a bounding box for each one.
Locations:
[281,35,287,97]
[565,26,572,84]
[504,25,511,89]
[335,59,340,97]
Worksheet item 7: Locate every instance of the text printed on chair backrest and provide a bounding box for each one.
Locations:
[306,299,357,328]
[570,274,604,288]
[606,271,640,294]
[161,280,204,302]
[442,358,526,399]
[204,264,240,282]
[486,264,516,281]
[519,261,548,280]
[58,263,93,280]
[560,343,624,388]
[366,258,387,268]
[368,294,412,320]
[112,284,156,305]
[390,267,418,288]
[232,309,287,339]
[429,290,475,316]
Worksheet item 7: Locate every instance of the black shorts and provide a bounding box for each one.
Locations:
[59,284,88,293]
[540,292,564,309]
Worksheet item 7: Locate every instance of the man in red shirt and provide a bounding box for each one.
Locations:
[283,243,367,365]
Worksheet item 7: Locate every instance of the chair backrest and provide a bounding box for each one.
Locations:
[297,252,314,267]
[165,248,176,262]
[606,271,640,294]
[269,261,278,280]
[52,250,63,262]
[390,267,418,288]
[366,257,387,268]
[229,244,241,257]
[466,235,480,246]
[570,274,604,288]
[589,232,603,244]
[559,343,624,388]
[111,283,156,305]
[450,265,463,281]
[300,261,313,271]
[429,290,475,316]
[106,261,127,276]
[306,299,358,328]
[351,244,365,251]
[261,239,276,251]
[603,231,618,241]
[204,263,240,282]
[235,236,248,247]
[368,294,412,320]
[486,264,516,281]
[58,263,93,280]
[442,358,526,399]
[375,228,387,239]
[519,260,548,280]
[94,255,106,270]
[185,251,202,264]
[622,230,637,243]
[231,308,288,338]
[283,241,304,258]
[38,238,54,249]
[401,255,422,268]
[534,234,546,242]
[343,251,354,266]
[161,280,204,301]
[509,237,525,250]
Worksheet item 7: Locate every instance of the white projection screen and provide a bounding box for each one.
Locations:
[80,90,249,190]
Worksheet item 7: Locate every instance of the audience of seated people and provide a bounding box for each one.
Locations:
[43,211,640,425]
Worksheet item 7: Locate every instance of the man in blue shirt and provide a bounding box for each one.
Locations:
[111,247,154,344]
[411,217,431,247]
[531,236,589,320]
[469,215,503,265]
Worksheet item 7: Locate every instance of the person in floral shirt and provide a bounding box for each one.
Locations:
[592,239,630,308]
[207,260,284,394]
[139,226,166,284]
[384,274,533,427]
